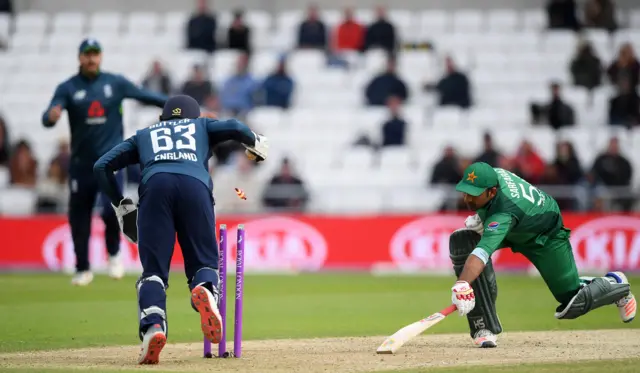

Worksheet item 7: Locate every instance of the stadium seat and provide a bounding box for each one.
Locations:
[126,12,160,35]
[88,12,122,34]
[487,9,518,31]
[431,107,464,128]
[452,10,484,33]
[0,13,11,40]
[522,9,546,30]
[0,167,8,187]
[419,10,450,36]
[14,12,48,35]
[0,187,37,216]
[52,12,85,35]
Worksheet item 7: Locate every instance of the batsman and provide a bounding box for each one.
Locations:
[449,162,636,348]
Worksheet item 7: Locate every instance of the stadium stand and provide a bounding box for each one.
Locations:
[0,3,639,214]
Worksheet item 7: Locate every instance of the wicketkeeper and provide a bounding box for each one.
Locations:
[449,162,636,347]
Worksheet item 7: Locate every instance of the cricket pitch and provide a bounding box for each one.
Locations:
[1,329,639,372]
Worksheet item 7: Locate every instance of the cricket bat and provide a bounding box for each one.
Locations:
[376,304,457,354]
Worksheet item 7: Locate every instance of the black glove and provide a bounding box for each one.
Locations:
[112,197,138,244]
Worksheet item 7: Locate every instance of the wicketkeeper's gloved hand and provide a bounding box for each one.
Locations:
[112,197,138,244]
[451,280,475,316]
[243,132,268,162]
[464,214,484,236]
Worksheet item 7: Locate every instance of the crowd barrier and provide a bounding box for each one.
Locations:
[1,213,639,274]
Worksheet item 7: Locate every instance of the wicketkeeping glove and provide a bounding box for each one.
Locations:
[112,197,138,244]
[464,214,484,236]
[243,132,269,162]
[451,280,475,316]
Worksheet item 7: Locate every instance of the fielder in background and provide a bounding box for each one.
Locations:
[450,162,636,348]
[41,38,168,286]
[93,95,268,364]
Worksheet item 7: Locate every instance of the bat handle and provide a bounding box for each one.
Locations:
[441,304,458,316]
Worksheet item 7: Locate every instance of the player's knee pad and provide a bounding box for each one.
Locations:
[555,278,630,320]
[449,228,502,337]
[136,275,168,340]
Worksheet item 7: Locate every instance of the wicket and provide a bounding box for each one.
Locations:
[203,224,245,358]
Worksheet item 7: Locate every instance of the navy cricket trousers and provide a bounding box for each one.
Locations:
[137,172,219,287]
[69,162,123,272]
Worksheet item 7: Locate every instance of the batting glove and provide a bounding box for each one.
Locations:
[112,197,138,244]
[243,132,268,162]
[451,280,475,316]
[464,214,484,236]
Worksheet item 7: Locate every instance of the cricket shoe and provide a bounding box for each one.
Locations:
[138,324,166,364]
[606,272,636,323]
[108,255,125,280]
[191,285,223,344]
[473,329,498,348]
[71,271,93,286]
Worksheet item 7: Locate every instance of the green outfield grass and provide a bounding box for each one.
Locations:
[0,273,638,373]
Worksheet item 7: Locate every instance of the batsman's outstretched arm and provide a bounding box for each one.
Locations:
[94,137,140,206]
[458,254,487,284]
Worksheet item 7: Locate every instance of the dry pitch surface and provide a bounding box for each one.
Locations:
[1,329,639,372]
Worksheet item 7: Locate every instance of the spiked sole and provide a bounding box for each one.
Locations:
[138,332,166,364]
[191,286,223,344]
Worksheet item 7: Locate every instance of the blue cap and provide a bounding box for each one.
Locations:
[160,95,201,121]
[79,38,102,54]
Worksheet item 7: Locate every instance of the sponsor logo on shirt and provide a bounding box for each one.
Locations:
[73,90,86,101]
[486,221,500,231]
[86,100,107,124]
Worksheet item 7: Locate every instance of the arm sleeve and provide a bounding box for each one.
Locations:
[119,75,167,107]
[205,118,256,147]
[93,137,140,206]
[473,213,514,260]
[41,83,68,127]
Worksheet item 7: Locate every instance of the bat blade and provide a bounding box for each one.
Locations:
[376,305,457,354]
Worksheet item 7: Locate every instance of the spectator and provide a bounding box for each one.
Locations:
[553,140,584,184]
[570,39,602,90]
[36,159,68,213]
[539,164,576,210]
[430,146,462,186]
[546,0,581,31]
[142,60,172,96]
[262,157,309,211]
[608,79,640,128]
[607,43,640,89]
[202,94,221,114]
[474,132,501,167]
[513,140,546,184]
[363,6,397,54]
[381,96,406,147]
[333,7,364,52]
[212,153,262,214]
[583,0,617,32]
[9,139,37,188]
[590,137,634,211]
[187,0,217,53]
[297,4,327,49]
[365,57,408,106]
[261,56,295,110]
[0,0,13,14]
[0,115,10,166]
[220,53,259,118]
[227,9,251,53]
[426,56,472,109]
[531,83,575,129]
[51,139,70,183]
[180,64,215,105]
[430,146,465,211]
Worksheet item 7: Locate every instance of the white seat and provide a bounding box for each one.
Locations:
[522,9,546,31]
[340,148,375,169]
[246,107,285,132]
[88,12,122,34]
[15,12,48,35]
[542,31,578,52]
[419,10,450,36]
[9,34,44,52]
[52,12,85,34]
[630,10,640,28]
[431,107,464,128]
[0,167,8,187]
[126,12,159,34]
[246,10,272,30]
[163,11,188,34]
[487,9,518,31]
[387,187,446,212]
[377,147,415,169]
[0,13,11,39]
[324,188,383,214]
[354,9,375,24]
[452,10,484,33]
[0,187,36,216]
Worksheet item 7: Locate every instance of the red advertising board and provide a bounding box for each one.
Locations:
[1,213,640,274]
